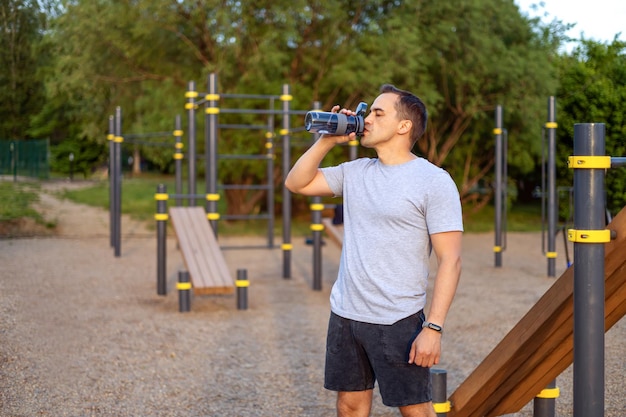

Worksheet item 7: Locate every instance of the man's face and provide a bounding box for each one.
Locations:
[360,93,401,148]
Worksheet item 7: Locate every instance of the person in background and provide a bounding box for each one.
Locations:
[285,84,463,417]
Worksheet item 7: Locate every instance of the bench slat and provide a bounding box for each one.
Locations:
[170,207,234,295]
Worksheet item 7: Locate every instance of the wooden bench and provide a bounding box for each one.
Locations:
[169,207,234,295]
[448,206,626,416]
[322,218,343,247]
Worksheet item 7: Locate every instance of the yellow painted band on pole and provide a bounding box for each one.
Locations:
[107,134,114,141]
[493,128,503,135]
[175,142,184,149]
[185,91,198,98]
[546,251,557,258]
[173,154,184,160]
[155,213,169,221]
[568,229,611,243]
[177,282,192,290]
[493,246,502,253]
[184,103,195,110]
[154,193,169,200]
[173,130,183,136]
[536,387,560,399]
[567,155,611,169]
[281,243,293,250]
[265,142,273,149]
[205,94,220,101]
[311,224,325,231]
[206,193,220,201]
[205,107,220,114]
[207,213,220,221]
[235,280,250,288]
[114,136,124,143]
[279,129,289,135]
[545,122,558,129]
[265,132,274,139]
[280,94,293,101]
[433,401,451,413]
[310,203,325,211]
[348,140,359,146]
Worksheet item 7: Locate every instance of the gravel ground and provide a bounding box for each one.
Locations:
[0,180,624,416]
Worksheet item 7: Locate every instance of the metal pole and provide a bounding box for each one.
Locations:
[311,197,323,291]
[281,84,292,278]
[533,379,558,417]
[572,123,606,417]
[546,97,557,277]
[156,184,168,296]
[108,115,115,247]
[114,106,122,258]
[266,98,276,248]
[178,270,191,312]
[494,105,503,267]
[187,81,197,206]
[310,101,323,290]
[236,269,249,310]
[174,115,183,207]
[206,73,219,234]
[349,135,358,160]
[431,369,450,416]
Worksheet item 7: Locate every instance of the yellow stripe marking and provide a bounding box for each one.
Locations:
[568,155,611,169]
[536,387,560,399]
[568,229,611,243]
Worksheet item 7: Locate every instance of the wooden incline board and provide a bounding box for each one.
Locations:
[448,206,626,416]
[169,207,234,295]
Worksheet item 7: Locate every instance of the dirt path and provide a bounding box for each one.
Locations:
[0,181,624,416]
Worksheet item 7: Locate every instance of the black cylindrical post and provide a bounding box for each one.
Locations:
[178,270,191,312]
[533,379,558,417]
[108,115,115,247]
[281,84,292,278]
[349,135,358,160]
[494,105,503,267]
[311,197,323,291]
[206,73,220,234]
[572,123,606,417]
[266,98,276,248]
[156,184,168,296]
[186,81,197,206]
[431,369,450,416]
[174,115,183,207]
[114,107,123,257]
[236,269,249,310]
[546,97,557,277]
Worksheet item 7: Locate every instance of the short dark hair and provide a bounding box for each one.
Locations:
[380,84,428,144]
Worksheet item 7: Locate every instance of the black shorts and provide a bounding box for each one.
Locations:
[324,311,432,407]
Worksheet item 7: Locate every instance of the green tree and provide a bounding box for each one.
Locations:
[33,0,570,218]
[556,38,626,216]
[0,0,46,139]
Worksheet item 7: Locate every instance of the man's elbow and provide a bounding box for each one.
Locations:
[284,175,299,193]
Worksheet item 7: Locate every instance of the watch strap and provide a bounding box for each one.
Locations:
[422,321,443,333]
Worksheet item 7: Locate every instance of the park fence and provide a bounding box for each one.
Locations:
[0,139,50,179]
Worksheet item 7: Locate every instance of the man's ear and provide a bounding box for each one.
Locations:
[398,120,412,135]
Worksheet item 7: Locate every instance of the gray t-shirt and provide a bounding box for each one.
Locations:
[321,157,463,325]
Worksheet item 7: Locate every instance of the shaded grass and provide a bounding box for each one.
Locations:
[0,181,44,222]
[463,203,544,233]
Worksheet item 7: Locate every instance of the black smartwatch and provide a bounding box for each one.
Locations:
[422,321,443,333]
